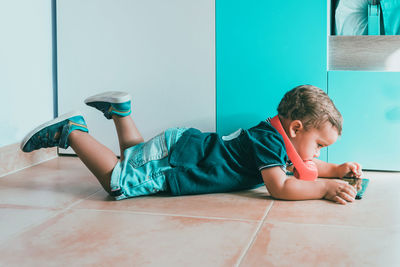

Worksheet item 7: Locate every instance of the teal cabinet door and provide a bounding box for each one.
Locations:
[328,71,400,171]
[216,0,327,160]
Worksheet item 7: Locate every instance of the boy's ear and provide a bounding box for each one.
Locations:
[289,120,303,137]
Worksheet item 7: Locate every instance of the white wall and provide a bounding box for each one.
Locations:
[0,0,53,147]
[57,0,215,155]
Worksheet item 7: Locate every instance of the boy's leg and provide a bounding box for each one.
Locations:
[20,111,116,195]
[68,130,118,194]
[112,115,144,161]
[84,91,144,161]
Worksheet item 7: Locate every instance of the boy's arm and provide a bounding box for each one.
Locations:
[312,158,363,178]
[312,158,339,177]
[261,166,357,204]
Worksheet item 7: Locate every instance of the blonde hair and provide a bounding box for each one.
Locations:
[277,85,343,135]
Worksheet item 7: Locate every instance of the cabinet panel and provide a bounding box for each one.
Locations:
[328,71,400,170]
[57,0,215,155]
[216,0,327,160]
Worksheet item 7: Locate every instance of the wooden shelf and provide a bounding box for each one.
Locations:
[329,36,400,71]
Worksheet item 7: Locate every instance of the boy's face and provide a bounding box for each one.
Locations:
[289,121,339,160]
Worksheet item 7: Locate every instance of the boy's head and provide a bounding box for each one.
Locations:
[277,85,343,160]
[278,85,343,134]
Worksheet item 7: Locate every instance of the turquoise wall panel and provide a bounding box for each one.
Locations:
[216,0,327,160]
[328,71,400,171]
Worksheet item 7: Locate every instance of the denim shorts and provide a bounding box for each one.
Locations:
[110,128,188,200]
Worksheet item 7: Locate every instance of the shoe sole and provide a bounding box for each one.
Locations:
[84,91,131,104]
[20,111,83,151]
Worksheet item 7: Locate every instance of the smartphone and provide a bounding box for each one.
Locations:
[341,177,370,199]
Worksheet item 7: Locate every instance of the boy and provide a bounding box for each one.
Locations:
[21,85,362,205]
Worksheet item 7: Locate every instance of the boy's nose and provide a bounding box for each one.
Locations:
[314,150,320,158]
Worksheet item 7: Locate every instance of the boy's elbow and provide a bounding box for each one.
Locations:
[269,190,290,200]
[267,179,296,200]
[267,186,287,200]
[269,192,282,200]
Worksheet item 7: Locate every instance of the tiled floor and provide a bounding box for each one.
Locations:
[0,157,399,266]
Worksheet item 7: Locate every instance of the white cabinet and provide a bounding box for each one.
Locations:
[57,0,215,155]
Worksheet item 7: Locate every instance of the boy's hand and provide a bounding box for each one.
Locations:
[323,179,357,205]
[336,162,362,178]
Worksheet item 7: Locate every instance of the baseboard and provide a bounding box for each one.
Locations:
[0,143,57,177]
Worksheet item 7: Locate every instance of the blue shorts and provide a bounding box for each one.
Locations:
[110,128,188,200]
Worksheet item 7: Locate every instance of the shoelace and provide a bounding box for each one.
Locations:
[32,132,60,148]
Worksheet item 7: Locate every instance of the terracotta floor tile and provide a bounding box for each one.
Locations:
[0,209,260,266]
[266,171,400,228]
[0,157,101,209]
[241,221,400,267]
[0,206,58,243]
[75,186,272,221]
[1,157,400,266]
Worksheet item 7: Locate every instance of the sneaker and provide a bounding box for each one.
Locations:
[20,111,88,152]
[84,91,131,119]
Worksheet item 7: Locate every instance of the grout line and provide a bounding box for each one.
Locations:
[0,189,103,249]
[264,219,400,231]
[0,155,58,178]
[69,207,261,223]
[0,208,65,249]
[64,189,103,210]
[235,200,274,267]
[0,214,59,250]
[0,188,103,249]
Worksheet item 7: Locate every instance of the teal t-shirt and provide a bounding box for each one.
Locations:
[165,120,288,196]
